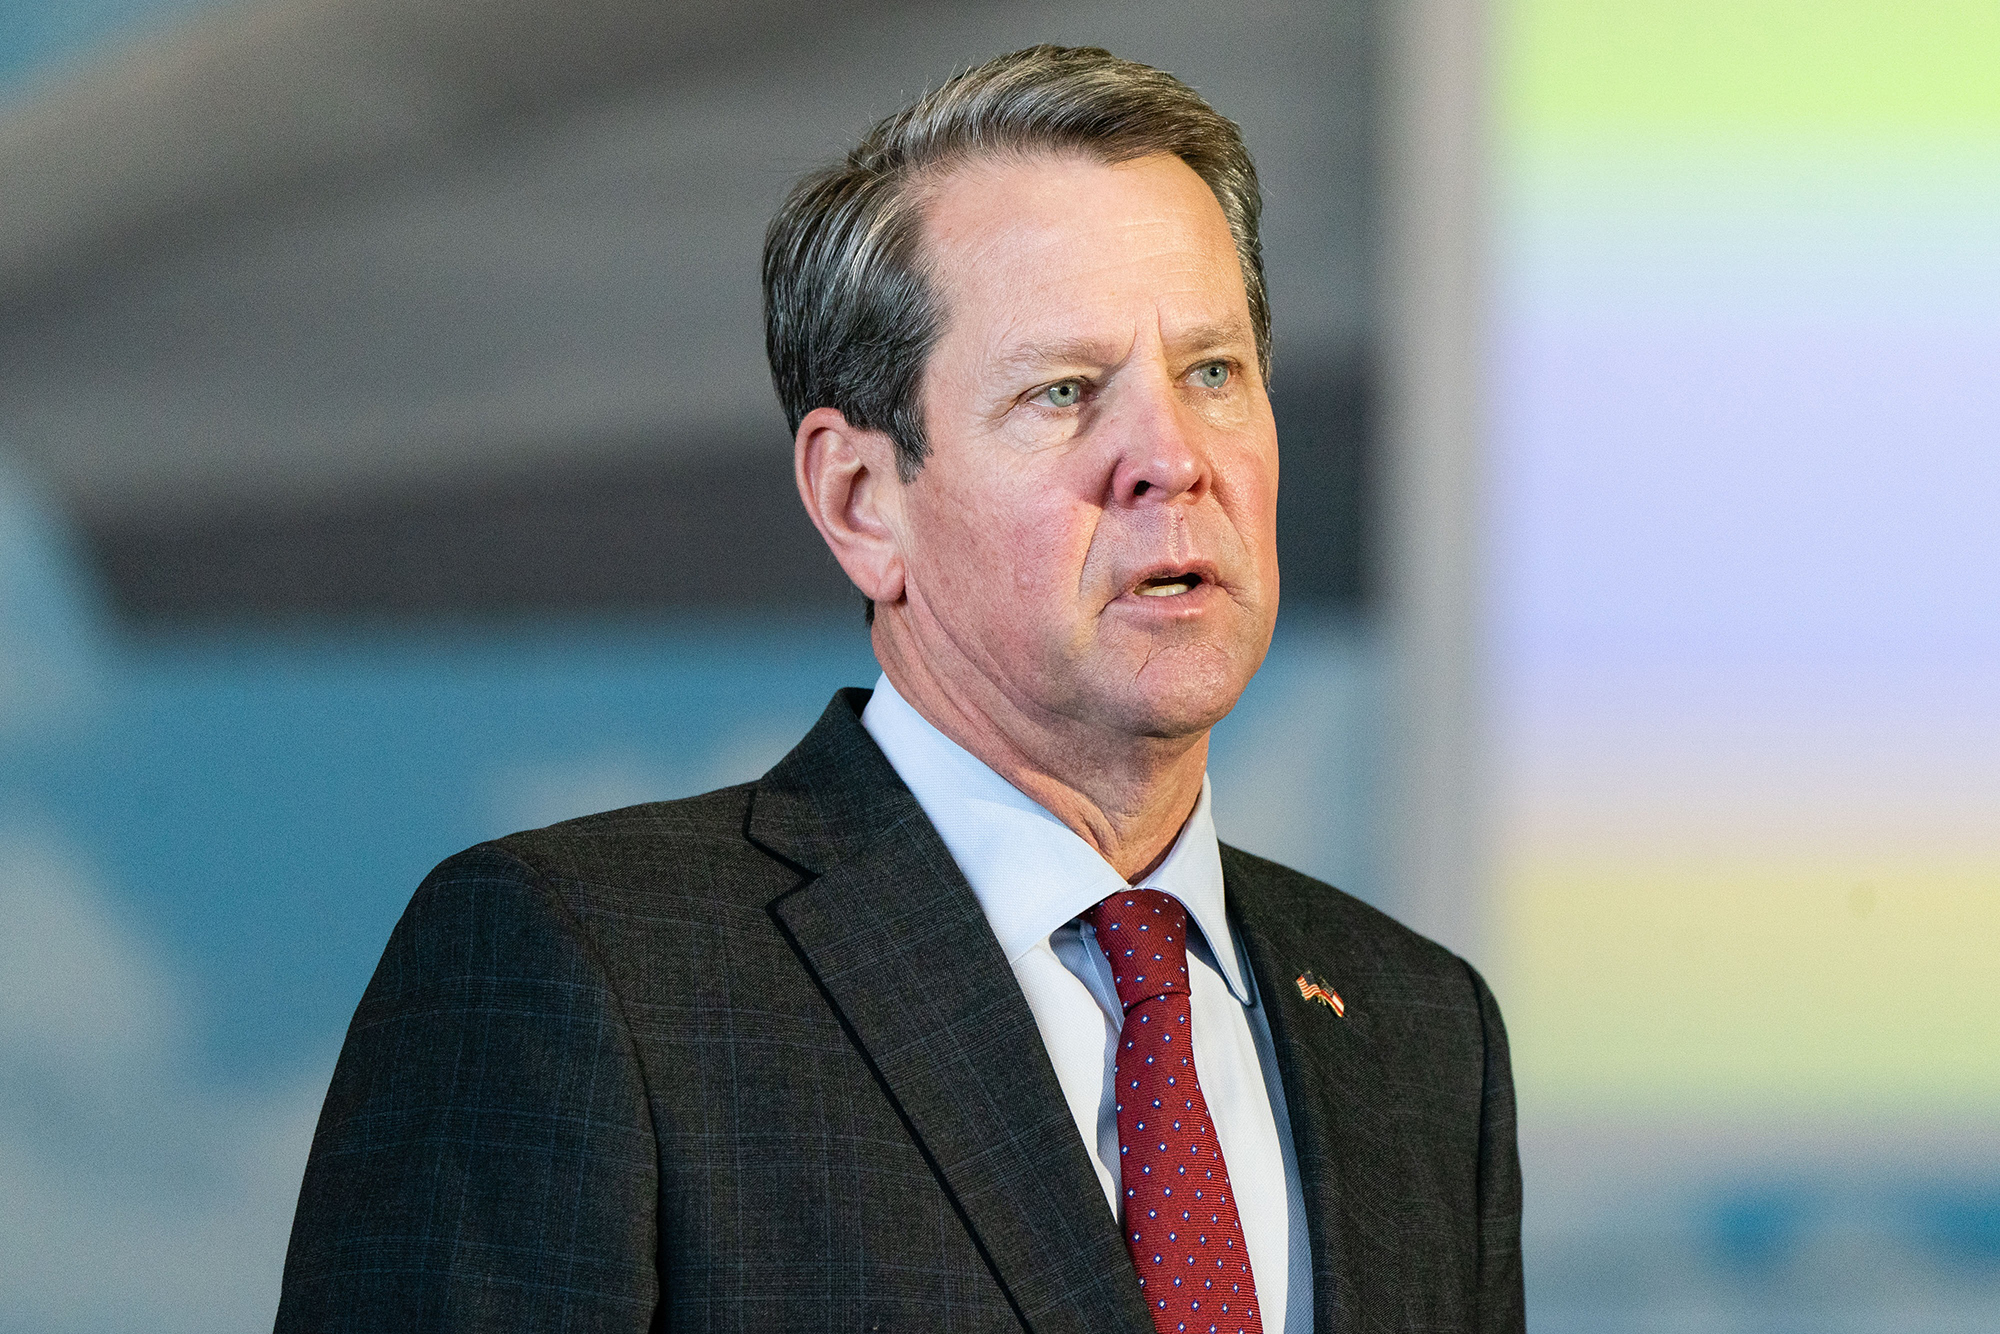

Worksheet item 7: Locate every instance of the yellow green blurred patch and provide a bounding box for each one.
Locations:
[1501,853,2000,1116]
[1505,0,2000,140]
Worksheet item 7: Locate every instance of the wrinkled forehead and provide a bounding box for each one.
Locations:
[914,150,1251,363]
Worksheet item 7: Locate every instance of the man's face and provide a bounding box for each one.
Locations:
[891,150,1280,742]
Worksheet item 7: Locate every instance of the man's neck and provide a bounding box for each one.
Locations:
[875,643,1209,884]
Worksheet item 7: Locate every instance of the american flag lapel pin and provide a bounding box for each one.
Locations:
[1296,970,1345,1018]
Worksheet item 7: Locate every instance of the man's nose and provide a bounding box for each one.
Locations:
[1107,378,1210,507]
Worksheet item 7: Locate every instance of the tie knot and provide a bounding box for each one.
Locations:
[1086,887,1191,1010]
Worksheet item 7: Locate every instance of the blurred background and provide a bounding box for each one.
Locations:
[0,0,1992,1329]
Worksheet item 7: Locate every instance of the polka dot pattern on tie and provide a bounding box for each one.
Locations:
[1089,887,1262,1334]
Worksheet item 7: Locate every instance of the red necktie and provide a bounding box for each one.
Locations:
[1090,888,1262,1334]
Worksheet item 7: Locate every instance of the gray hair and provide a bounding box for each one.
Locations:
[763,44,1269,484]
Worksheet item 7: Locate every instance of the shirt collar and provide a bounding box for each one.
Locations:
[860,673,1249,1003]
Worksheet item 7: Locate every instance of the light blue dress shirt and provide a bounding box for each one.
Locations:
[862,674,1313,1333]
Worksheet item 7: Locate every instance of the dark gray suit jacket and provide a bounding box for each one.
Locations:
[277,689,1523,1332]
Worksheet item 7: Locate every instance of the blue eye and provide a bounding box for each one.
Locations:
[1042,380,1082,407]
[1195,362,1230,389]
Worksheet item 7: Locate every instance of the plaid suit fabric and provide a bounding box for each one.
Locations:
[276,690,1524,1333]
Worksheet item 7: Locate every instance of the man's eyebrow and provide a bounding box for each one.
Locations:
[993,321,1257,376]
[1170,320,1256,356]
[992,336,1121,376]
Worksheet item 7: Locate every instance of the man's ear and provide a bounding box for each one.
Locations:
[794,406,907,607]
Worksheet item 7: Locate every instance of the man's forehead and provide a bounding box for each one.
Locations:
[924,149,1222,253]
[921,152,1250,361]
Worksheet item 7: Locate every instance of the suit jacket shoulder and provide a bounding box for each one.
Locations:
[279,694,1149,1334]
[278,838,663,1333]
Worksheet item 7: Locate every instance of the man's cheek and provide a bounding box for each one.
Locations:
[990,522,1060,599]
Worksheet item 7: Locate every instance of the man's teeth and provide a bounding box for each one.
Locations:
[1138,578,1196,597]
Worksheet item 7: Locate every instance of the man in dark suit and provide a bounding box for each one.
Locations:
[277,45,1522,1333]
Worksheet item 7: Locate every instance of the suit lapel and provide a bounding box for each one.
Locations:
[1226,847,1392,1334]
[751,692,1151,1334]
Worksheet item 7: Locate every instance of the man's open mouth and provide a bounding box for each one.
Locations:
[1136,572,1204,597]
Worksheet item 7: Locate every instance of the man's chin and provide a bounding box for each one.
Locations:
[1097,659,1255,742]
